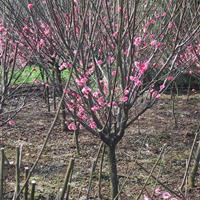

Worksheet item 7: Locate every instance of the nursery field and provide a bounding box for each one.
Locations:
[2,91,200,199]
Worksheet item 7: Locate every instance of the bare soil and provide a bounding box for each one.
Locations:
[1,92,200,199]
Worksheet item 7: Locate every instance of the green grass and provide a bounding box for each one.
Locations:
[11,66,42,85]
[9,66,69,85]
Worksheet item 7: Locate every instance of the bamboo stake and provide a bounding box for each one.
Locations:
[65,166,73,200]
[0,148,5,200]
[24,167,29,200]
[180,127,199,191]
[15,146,20,200]
[86,142,103,199]
[60,158,75,200]
[30,180,36,200]
[98,144,105,200]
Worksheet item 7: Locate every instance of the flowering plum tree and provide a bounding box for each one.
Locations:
[1,0,200,199]
[0,16,33,127]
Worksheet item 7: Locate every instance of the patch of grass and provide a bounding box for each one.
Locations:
[61,69,70,81]
[10,66,69,85]
[11,66,42,85]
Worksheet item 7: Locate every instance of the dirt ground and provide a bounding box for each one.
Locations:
[1,91,200,199]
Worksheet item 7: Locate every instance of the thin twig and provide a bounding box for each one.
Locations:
[136,144,166,200]
[135,161,182,199]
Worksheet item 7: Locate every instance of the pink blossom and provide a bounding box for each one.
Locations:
[134,37,142,47]
[66,102,76,111]
[8,119,16,126]
[107,56,115,63]
[150,40,161,48]
[149,19,156,24]
[97,59,103,65]
[151,90,161,99]
[78,113,87,120]
[154,187,162,195]
[91,105,100,112]
[89,121,97,129]
[79,124,83,130]
[135,79,142,86]
[59,65,65,71]
[168,22,173,29]
[121,96,128,102]
[112,31,118,38]
[150,34,155,39]
[130,76,142,86]
[76,77,88,87]
[75,26,80,35]
[124,89,129,95]
[117,6,122,12]
[82,86,91,95]
[123,49,129,57]
[27,3,33,10]
[107,101,118,107]
[112,70,117,77]
[167,76,174,81]
[143,195,151,200]
[161,192,171,199]
[135,61,149,75]
[159,84,165,91]
[77,107,87,120]
[93,91,100,98]
[37,39,45,49]
[67,122,77,131]
[97,96,105,106]
[150,40,157,47]
[44,28,50,36]
[155,13,161,19]
[98,48,103,55]
[22,26,30,33]
[59,62,72,70]
[63,89,69,94]
[0,26,5,33]
[192,88,196,93]
[129,76,135,81]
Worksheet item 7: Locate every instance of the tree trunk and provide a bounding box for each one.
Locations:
[55,67,68,132]
[107,145,118,200]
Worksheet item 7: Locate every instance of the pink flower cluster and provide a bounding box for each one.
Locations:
[59,62,72,70]
[134,37,143,47]
[144,187,181,200]
[135,61,149,75]
[27,3,33,10]
[150,40,162,49]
